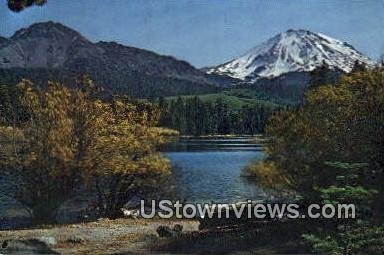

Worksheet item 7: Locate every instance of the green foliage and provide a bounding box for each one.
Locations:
[159,95,278,135]
[246,69,384,253]
[303,163,381,255]
[321,186,376,207]
[0,68,220,99]
[350,61,367,74]
[0,83,27,124]
[302,234,342,255]
[346,224,384,254]
[303,223,384,255]
[309,61,332,89]
[320,162,377,207]
[165,89,279,110]
[250,69,384,202]
[0,85,12,122]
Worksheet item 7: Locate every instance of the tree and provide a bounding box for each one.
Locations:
[248,70,384,206]
[214,98,231,134]
[172,97,187,134]
[309,61,331,89]
[0,80,83,222]
[7,0,47,12]
[303,162,381,255]
[245,69,384,254]
[0,78,175,222]
[81,98,175,217]
[380,53,384,67]
[0,85,12,123]
[158,96,276,135]
[350,60,367,73]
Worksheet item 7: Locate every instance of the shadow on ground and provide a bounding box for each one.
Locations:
[119,221,312,254]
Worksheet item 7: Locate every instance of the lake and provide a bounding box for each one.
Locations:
[164,136,267,203]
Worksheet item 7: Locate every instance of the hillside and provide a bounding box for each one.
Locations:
[165,89,281,110]
[0,22,235,97]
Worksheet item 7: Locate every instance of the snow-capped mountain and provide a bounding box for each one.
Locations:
[207,29,375,81]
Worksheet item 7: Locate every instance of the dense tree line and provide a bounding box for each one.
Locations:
[158,96,278,135]
[0,68,220,99]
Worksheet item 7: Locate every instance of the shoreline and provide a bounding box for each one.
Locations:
[0,217,308,254]
[0,218,199,254]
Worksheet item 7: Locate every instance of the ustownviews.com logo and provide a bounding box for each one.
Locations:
[140,200,356,219]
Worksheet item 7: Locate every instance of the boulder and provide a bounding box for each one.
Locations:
[120,208,140,219]
[66,235,86,245]
[1,239,59,254]
[37,236,57,246]
[173,224,183,233]
[156,224,183,238]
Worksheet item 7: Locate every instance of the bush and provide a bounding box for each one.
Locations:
[0,79,175,223]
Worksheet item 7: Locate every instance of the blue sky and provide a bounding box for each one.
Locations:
[1,0,384,67]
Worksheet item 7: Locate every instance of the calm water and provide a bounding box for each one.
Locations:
[164,136,266,203]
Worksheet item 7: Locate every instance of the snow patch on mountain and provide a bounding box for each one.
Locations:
[207,30,375,81]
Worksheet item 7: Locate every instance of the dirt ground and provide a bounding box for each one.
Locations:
[0,218,310,254]
[0,218,200,255]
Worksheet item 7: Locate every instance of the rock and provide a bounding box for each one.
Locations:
[156,224,183,238]
[37,236,57,246]
[139,233,158,242]
[1,239,59,254]
[66,235,86,245]
[120,208,140,219]
[123,196,142,208]
[173,224,183,233]
[156,225,173,238]
[0,194,33,230]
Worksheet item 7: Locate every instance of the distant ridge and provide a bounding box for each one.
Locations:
[0,21,235,97]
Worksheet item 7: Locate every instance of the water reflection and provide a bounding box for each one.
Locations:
[164,136,266,203]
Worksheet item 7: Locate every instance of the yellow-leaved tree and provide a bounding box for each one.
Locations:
[0,78,177,223]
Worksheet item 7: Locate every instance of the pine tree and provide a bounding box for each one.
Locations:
[303,162,380,255]
[0,85,11,123]
[351,60,367,73]
[309,61,331,88]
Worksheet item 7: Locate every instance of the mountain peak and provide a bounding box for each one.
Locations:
[0,22,224,96]
[207,30,375,81]
[284,29,309,34]
[11,21,89,43]
[1,21,92,69]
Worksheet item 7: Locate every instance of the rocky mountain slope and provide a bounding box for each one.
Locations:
[0,22,233,97]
